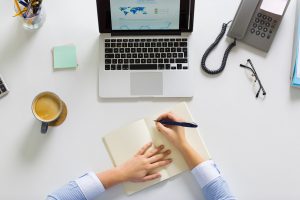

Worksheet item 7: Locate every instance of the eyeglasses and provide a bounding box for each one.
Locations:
[240,59,266,98]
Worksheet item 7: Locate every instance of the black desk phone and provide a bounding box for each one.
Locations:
[201,0,290,75]
[228,0,290,52]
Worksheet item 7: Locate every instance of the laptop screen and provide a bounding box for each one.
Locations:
[110,0,180,31]
[96,0,195,33]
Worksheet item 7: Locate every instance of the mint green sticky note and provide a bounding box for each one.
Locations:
[53,45,78,69]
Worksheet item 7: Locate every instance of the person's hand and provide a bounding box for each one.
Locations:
[117,142,172,182]
[155,112,205,169]
[156,112,188,150]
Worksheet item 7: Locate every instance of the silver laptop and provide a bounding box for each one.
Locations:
[96,0,196,98]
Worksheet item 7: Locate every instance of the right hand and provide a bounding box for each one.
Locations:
[156,112,205,169]
[155,112,188,150]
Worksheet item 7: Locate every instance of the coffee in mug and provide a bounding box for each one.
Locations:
[32,92,63,133]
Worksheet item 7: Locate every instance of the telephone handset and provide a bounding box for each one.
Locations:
[201,0,290,75]
[227,0,290,52]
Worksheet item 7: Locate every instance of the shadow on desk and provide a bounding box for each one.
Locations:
[290,87,300,101]
[19,121,53,162]
[98,97,193,103]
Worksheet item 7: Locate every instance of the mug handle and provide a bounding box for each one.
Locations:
[41,122,49,134]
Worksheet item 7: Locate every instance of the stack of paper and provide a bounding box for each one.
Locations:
[291,0,300,87]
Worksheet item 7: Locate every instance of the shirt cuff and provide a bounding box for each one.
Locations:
[75,172,105,200]
[191,160,221,188]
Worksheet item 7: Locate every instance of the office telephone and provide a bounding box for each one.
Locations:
[228,0,290,52]
[201,0,290,75]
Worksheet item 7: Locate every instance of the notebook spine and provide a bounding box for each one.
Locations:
[102,137,117,167]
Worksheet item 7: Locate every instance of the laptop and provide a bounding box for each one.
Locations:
[96,0,196,98]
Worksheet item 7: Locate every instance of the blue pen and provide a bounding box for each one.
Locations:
[18,0,28,7]
[155,120,198,128]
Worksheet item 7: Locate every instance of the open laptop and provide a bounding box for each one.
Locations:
[96,0,195,98]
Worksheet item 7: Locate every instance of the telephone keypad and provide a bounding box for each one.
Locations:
[250,12,277,39]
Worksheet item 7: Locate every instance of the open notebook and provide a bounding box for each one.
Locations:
[102,102,210,195]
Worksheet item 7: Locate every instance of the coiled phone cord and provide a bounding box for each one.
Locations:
[201,21,237,75]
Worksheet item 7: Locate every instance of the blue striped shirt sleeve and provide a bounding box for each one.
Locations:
[47,172,105,200]
[47,181,86,200]
[191,160,236,200]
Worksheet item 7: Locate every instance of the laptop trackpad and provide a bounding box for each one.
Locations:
[130,72,163,96]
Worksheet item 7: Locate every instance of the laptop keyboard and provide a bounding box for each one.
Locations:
[104,38,188,71]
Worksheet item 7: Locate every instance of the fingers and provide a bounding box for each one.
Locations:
[157,112,182,122]
[135,142,152,156]
[156,122,172,135]
[149,159,172,170]
[145,145,164,158]
[140,173,161,182]
[148,150,171,163]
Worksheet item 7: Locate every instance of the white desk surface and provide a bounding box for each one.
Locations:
[0,0,299,199]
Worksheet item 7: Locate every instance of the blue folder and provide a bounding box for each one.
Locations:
[291,0,300,87]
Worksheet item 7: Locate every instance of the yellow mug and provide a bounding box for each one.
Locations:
[32,92,63,133]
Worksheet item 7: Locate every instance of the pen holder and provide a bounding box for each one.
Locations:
[13,0,46,30]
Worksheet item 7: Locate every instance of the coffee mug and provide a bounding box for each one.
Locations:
[32,92,63,134]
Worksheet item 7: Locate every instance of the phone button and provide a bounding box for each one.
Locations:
[263,28,268,32]
[257,13,262,18]
[255,18,260,23]
[261,33,266,38]
[256,31,261,36]
[260,20,265,25]
[262,15,267,20]
[258,26,263,30]
[251,29,255,34]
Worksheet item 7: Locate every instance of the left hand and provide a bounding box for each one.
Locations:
[117,142,172,182]
[97,142,172,189]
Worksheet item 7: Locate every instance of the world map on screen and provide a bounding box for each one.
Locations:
[120,7,148,15]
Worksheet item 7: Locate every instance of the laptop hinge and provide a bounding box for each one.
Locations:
[111,31,181,36]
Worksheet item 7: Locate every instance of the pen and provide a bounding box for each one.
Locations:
[14,0,22,13]
[155,120,198,128]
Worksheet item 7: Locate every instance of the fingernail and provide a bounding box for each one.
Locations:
[166,150,171,154]
[159,145,164,149]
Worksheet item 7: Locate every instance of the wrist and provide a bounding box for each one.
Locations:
[177,141,191,153]
[114,166,128,183]
[96,168,126,189]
